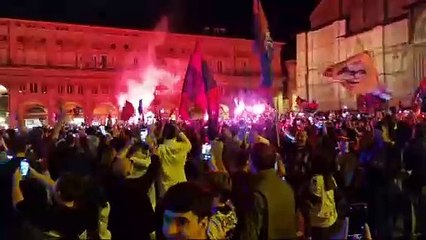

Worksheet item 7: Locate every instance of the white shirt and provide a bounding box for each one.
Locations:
[157,132,192,196]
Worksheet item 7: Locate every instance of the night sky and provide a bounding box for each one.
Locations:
[0,0,318,58]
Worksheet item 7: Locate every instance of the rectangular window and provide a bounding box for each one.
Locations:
[29,83,38,93]
[66,85,73,94]
[58,85,64,94]
[92,55,97,68]
[100,55,107,69]
[91,87,98,94]
[238,59,249,74]
[217,60,223,73]
[19,84,26,93]
[76,54,83,68]
[41,85,47,94]
[100,85,109,94]
[77,85,84,95]
[242,60,248,72]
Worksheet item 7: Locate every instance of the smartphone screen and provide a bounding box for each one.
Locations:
[348,203,368,238]
[20,159,30,177]
[201,143,212,161]
[140,128,148,142]
[100,126,106,135]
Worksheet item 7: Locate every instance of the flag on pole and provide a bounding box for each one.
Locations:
[413,77,426,112]
[179,43,208,120]
[202,59,220,132]
[120,101,135,121]
[202,59,219,120]
[253,0,274,88]
[323,51,379,95]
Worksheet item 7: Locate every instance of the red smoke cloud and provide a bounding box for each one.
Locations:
[116,16,183,112]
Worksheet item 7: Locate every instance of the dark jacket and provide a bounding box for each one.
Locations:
[404,138,426,189]
[251,169,297,240]
[105,156,160,239]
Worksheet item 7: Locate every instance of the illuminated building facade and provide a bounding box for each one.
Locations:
[296,0,426,110]
[0,18,284,127]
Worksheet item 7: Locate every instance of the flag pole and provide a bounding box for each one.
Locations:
[275,105,280,148]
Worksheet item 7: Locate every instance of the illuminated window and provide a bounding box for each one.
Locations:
[58,85,64,94]
[41,85,47,94]
[77,85,84,95]
[66,85,73,94]
[29,83,38,93]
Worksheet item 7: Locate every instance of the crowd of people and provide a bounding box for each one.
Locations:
[0,105,426,240]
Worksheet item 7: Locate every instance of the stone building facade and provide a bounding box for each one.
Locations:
[0,18,284,127]
[296,0,425,110]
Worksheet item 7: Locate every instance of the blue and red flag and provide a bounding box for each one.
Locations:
[202,59,220,129]
[179,43,220,122]
[179,43,207,120]
[253,0,274,89]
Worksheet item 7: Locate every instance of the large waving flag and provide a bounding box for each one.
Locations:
[179,44,207,120]
[413,77,426,112]
[253,0,274,88]
[120,101,135,121]
[180,43,221,120]
[202,59,220,128]
[323,51,379,95]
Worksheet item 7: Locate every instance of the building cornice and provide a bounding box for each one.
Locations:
[0,18,285,47]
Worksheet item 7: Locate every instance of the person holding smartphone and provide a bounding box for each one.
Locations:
[0,145,20,235]
[11,167,100,239]
[157,123,192,197]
